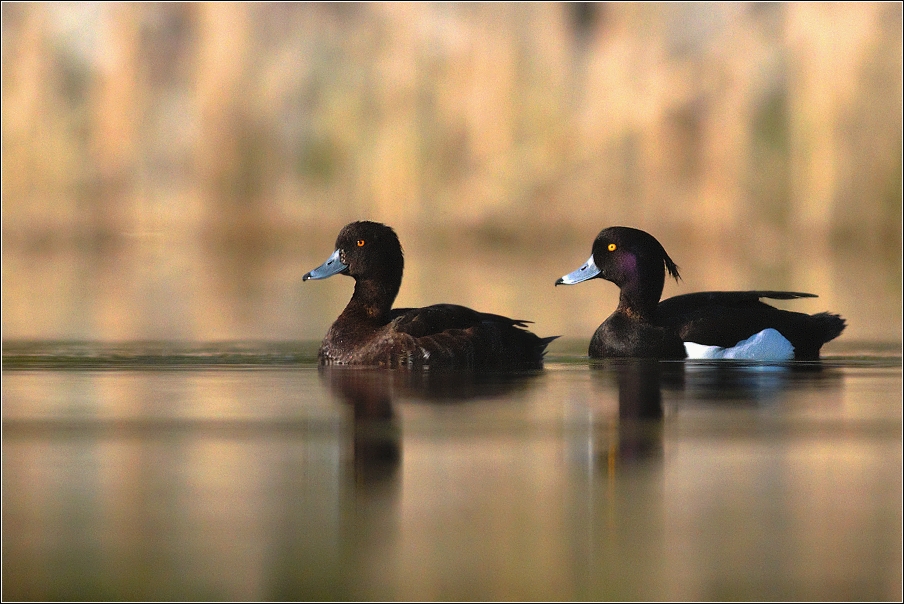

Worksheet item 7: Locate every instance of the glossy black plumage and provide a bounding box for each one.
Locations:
[555,226,846,360]
[304,221,556,369]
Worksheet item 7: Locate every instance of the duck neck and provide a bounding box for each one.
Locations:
[616,273,663,322]
[340,277,399,325]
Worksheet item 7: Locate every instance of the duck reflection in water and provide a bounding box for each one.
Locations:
[591,359,673,469]
[591,359,842,471]
[677,360,842,405]
[321,367,544,483]
[320,367,401,485]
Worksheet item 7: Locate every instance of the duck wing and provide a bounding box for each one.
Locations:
[655,291,823,350]
[390,304,535,334]
[389,304,555,369]
[657,291,817,317]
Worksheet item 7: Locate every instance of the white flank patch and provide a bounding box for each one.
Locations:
[684,328,795,361]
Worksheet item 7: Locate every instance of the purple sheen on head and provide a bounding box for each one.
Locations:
[617,251,638,278]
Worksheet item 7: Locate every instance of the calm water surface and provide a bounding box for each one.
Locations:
[2,342,901,601]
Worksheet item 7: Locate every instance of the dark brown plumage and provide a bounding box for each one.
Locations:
[304,221,556,369]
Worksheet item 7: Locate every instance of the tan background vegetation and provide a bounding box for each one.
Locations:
[2,3,901,344]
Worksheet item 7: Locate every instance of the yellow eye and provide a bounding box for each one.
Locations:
[356,239,365,247]
[607,243,617,252]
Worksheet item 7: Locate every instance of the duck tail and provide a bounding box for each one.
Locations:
[812,312,847,344]
[539,335,560,355]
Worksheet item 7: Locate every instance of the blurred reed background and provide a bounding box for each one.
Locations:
[2,2,901,345]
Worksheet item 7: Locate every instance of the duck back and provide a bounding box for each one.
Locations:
[321,304,554,369]
[656,291,846,360]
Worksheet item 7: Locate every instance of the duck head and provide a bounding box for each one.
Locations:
[304,221,404,283]
[556,226,681,315]
[304,221,405,320]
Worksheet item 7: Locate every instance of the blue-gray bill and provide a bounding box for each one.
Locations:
[555,255,600,285]
[303,249,348,281]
